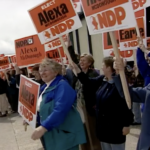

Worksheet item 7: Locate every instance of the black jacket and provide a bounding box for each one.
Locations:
[78,72,133,144]
[15,74,21,86]
[0,78,7,95]
[81,69,99,115]
[65,68,99,115]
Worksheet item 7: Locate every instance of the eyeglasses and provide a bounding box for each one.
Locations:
[39,69,49,73]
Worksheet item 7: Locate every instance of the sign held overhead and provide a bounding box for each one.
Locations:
[28,0,82,44]
[15,35,45,67]
[81,0,136,34]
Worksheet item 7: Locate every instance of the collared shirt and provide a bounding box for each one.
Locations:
[103,77,114,84]
[37,78,55,111]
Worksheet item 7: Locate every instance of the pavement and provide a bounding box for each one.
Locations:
[0,113,141,150]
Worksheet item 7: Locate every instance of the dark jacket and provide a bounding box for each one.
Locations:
[8,77,18,95]
[15,74,20,86]
[65,68,99,115]
[134,73,144,88]
[81,69,99,115]
[113,75,150,150]
[0,78,7,94]
[77,72,133,144]
[65,68,78,89]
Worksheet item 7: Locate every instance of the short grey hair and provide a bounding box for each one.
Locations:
[39,58,62,75]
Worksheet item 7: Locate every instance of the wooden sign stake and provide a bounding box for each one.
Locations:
[133,49,138,76]
[109,31,131,109]
[57,47,64,67]
[59,36,73,64]
[59,36,77,76]
[57,47,66,75]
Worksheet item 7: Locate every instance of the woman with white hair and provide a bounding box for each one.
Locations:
[31,58,86,150]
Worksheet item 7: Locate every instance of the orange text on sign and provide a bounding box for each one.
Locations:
[132,0,147,10]
[10,56,17,63]
[124,41,138,48]
[21,84,35,108]
[110,50,133,58]
[29,0,76,33]
[46,47,65,59]
[19,76,39,115]
[120,28,144,41]
[46,38,62,49]
[0,57,9,67]
[119,17,145,42]
[45,34,68,48]
[20,105,33,122]
[39,3,69,26]
[0,65,10,70]
[92,7,126,29]
[81,0,128,17]
[15,35,45,66]
[45,19,74,38]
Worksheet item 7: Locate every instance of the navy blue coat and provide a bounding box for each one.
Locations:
[77,72,133,144]
[114,75,150,150]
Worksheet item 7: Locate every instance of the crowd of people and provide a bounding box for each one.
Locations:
[0,37,150,150]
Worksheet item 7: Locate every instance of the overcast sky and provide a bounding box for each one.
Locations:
[0,0,44,55]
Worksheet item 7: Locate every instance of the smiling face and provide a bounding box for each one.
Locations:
[39,66,57,83]
[79,56,91,70]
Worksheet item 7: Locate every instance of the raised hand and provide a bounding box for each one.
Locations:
[113,57,125,74]
[137,37,149,54]
[14,63,20,75]
[69,62,81,75]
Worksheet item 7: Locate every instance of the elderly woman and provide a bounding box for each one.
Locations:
[31,58,86,150]
[74,53,100,150]
[71,56,133,150]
